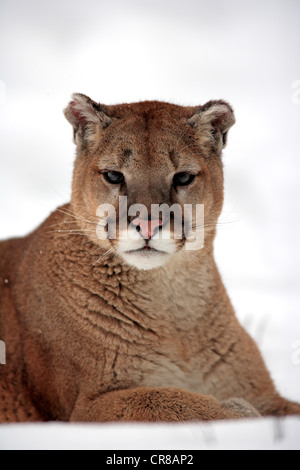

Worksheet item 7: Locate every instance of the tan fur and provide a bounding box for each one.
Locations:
[0,96,299,423]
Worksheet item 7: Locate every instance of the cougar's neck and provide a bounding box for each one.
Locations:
[88,243,226,324]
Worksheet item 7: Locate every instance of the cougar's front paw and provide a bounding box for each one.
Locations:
[222,398,261,418]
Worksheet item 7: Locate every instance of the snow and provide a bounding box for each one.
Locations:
[0,417,299,450]
[0,0,300,450]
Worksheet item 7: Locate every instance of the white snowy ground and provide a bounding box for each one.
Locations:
[0,0,299,451]
[0,417,299,450]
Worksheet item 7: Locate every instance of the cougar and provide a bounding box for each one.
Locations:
[0,94,299,422]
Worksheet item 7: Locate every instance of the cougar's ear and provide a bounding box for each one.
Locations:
[187,100,235,154]
[64,93,112,145]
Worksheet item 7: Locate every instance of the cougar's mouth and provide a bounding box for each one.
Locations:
[117,236,177,270]
[125,245,165,254]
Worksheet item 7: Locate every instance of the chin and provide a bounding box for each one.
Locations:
[120,249,173,271]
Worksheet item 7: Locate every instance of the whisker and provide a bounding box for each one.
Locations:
[56,207,101,225]
[55,208,94,225]
[45,232,93,238]
[90,244,111,255]
[46,221,99,230]
[46,228,97,233]
[69,202,100,220]
[45,230,97,237]
[91,247,116,267]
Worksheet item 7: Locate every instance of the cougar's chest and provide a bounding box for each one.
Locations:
[104,315,207,394]
[51,256,210,394]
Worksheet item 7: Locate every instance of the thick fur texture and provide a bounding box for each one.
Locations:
[0,96,299,423]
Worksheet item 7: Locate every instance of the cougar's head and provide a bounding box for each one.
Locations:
[64,94,235,270]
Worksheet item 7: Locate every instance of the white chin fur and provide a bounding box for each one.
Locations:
[120,250,173,270]
[117,235,177,270]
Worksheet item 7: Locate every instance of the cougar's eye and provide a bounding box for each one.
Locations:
[173,172,195,187]
[103,171,125,185]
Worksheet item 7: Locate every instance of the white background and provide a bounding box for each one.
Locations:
[0,0,300,445]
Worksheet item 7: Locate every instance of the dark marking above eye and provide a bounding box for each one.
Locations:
[124,149,132,158]
[169,150,179,168]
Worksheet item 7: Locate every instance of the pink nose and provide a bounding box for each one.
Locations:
[132,218,163,240]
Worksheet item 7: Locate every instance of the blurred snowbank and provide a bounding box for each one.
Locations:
[0,417,299,450]
[0,0,299,450]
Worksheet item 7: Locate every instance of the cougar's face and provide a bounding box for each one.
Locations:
[66,96,235,270]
